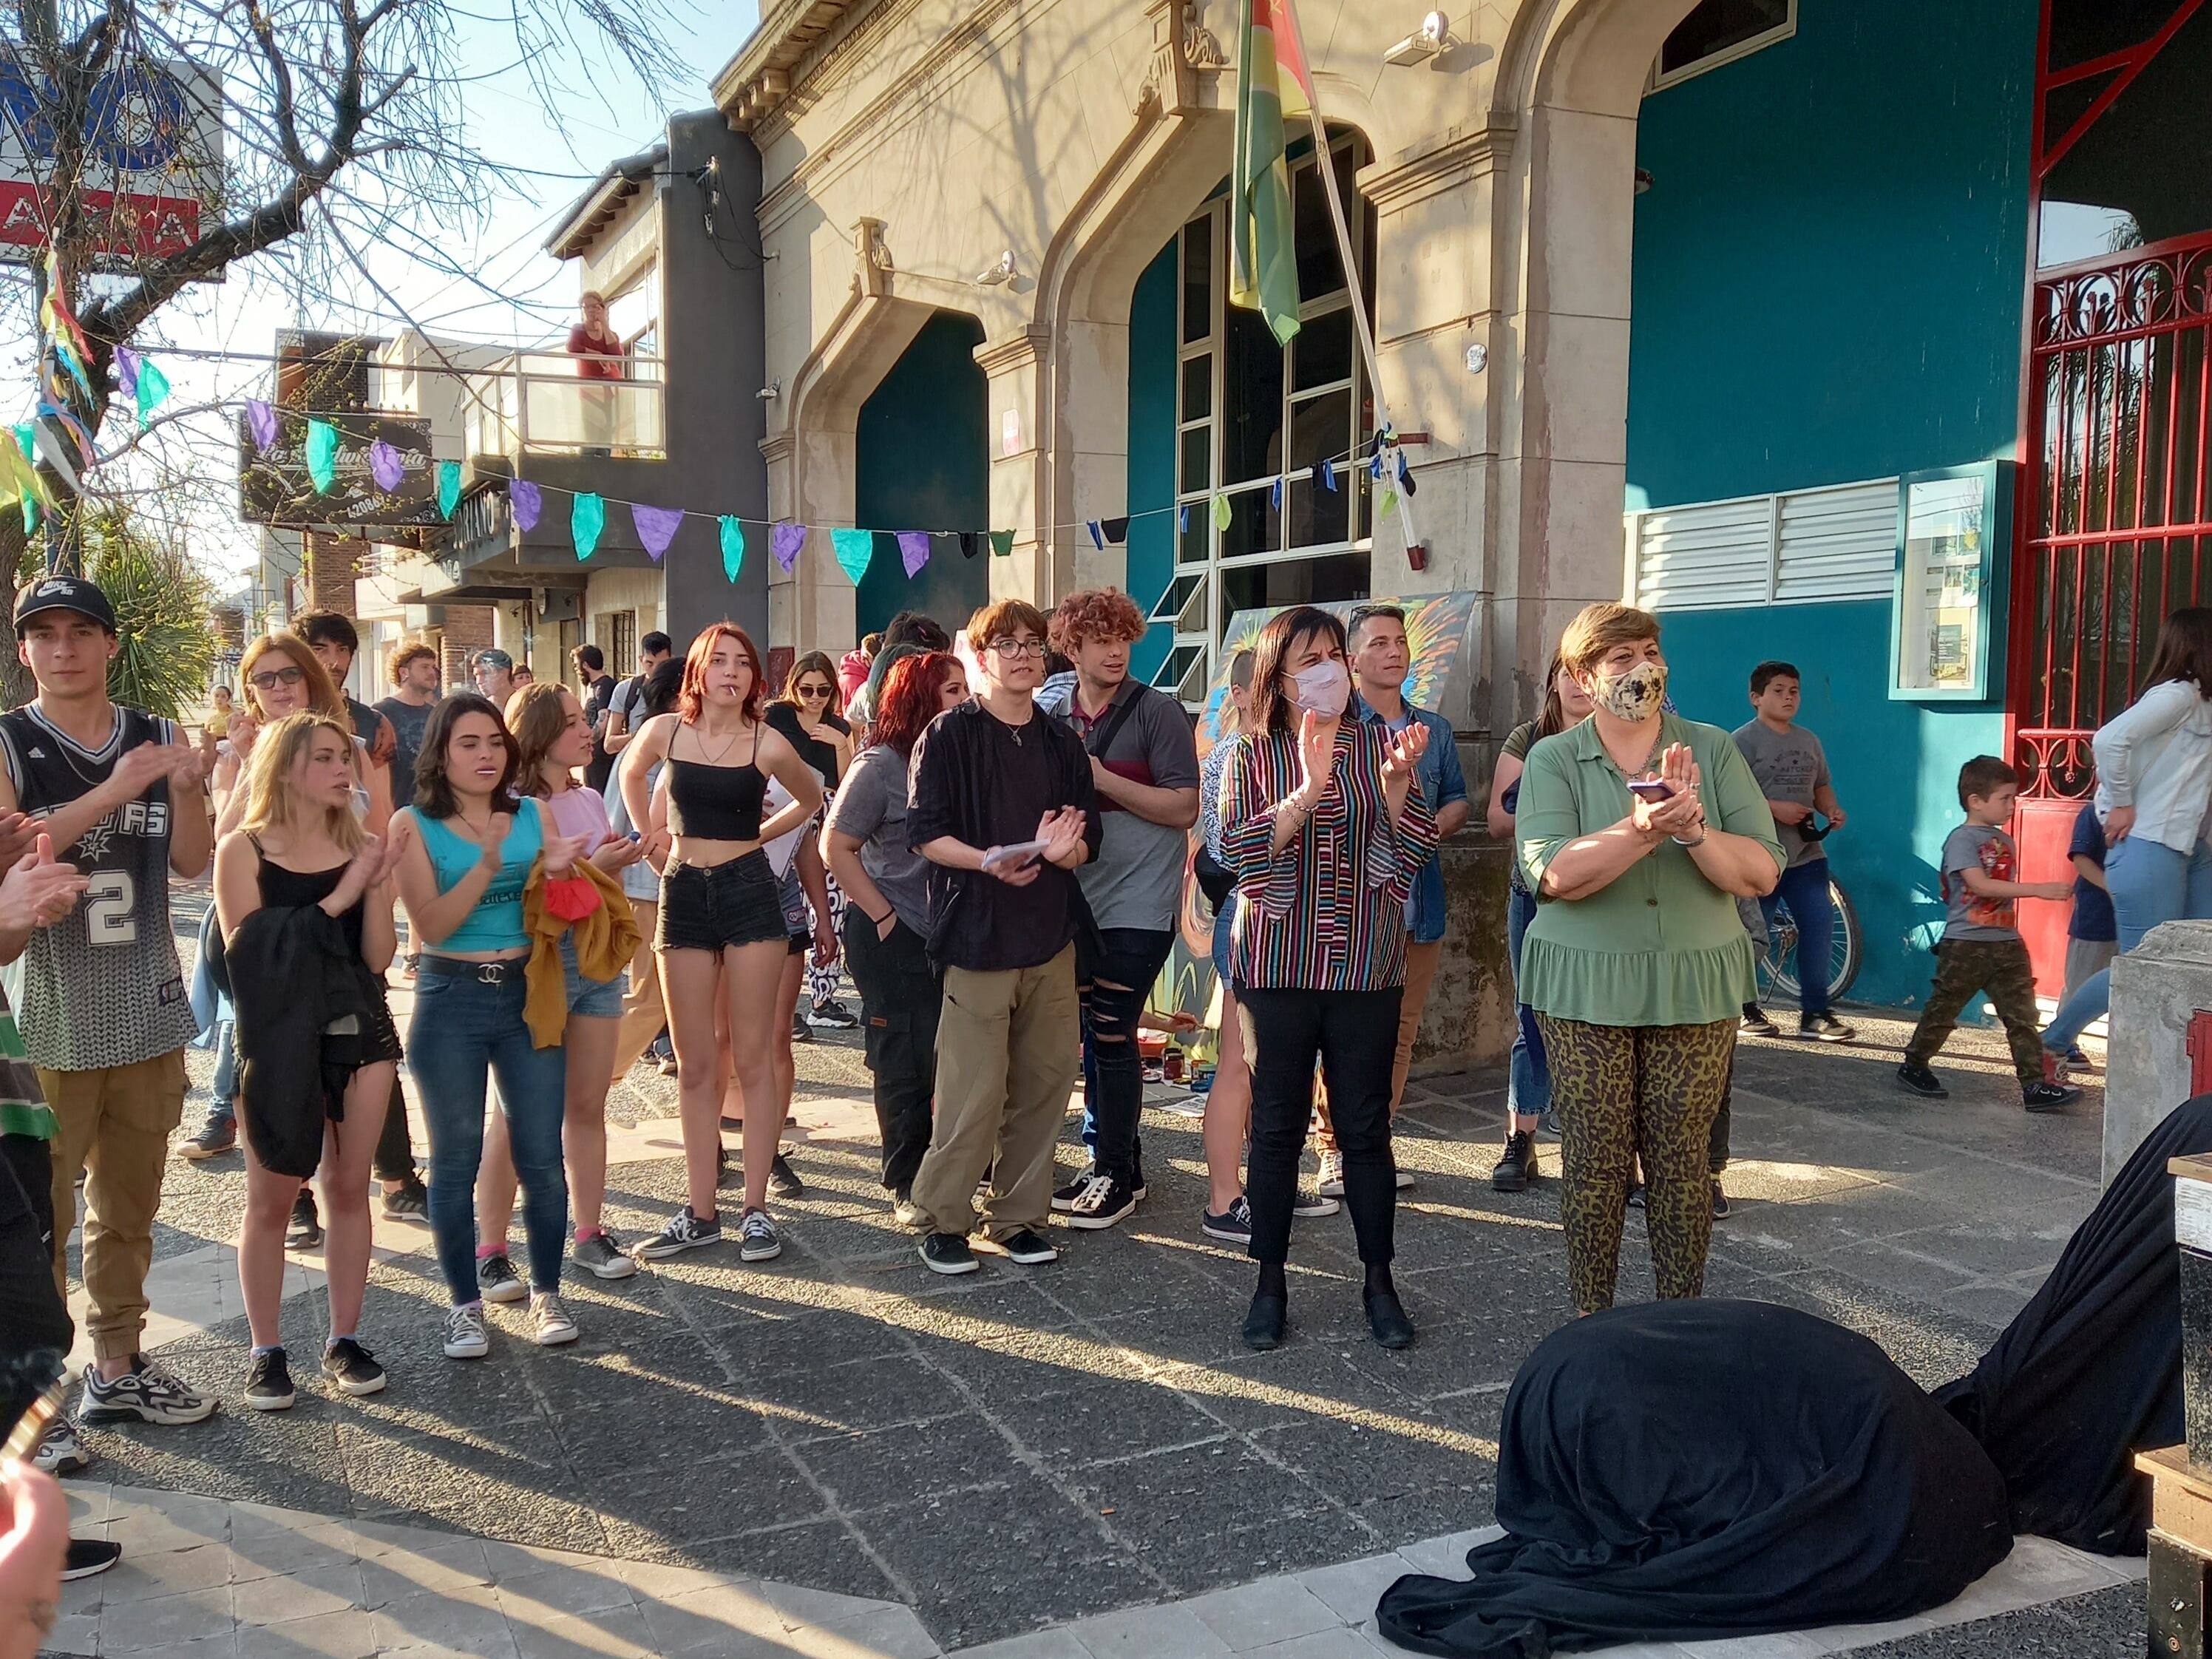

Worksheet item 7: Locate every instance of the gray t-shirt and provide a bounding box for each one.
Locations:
[1037,679,1200,933]
[1941,822,2021,943]
[825,744,932,936]
[1732,719,1832,869]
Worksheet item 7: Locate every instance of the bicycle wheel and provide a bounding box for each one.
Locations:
[1826,876,1862,1001]
[1757,876,1863,1006]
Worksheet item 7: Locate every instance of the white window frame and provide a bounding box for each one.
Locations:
[1647,0,1796,92]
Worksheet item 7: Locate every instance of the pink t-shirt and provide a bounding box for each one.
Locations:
[541,784,613,853]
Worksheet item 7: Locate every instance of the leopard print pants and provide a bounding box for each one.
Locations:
[1536,1014,1737,1314]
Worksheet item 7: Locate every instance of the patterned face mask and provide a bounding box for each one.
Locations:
[1589,659,1668,722]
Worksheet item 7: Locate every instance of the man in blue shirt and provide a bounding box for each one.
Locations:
[1313,605,1468,1198]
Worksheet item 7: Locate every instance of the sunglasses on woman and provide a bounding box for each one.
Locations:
[795,682,832,699]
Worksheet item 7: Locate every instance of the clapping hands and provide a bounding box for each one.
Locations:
[0,833,87,935]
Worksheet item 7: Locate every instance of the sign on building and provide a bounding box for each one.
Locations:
[0,52,223,267]
[237,411,444,533]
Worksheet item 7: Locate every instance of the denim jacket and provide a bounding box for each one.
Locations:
[1351,692,1466,943]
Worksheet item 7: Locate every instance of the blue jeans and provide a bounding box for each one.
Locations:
[1506,885,1550,1123]
[407,964,569,1303]
[2043,835,2212,1053]
[1761,858,1834,1017]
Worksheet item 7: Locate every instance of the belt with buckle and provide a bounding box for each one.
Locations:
[420,956,523,984]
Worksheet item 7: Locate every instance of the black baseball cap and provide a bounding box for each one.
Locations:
[15,575,116,635]
[475,648,514,671]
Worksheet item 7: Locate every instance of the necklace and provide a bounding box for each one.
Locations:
[693,721,744,766]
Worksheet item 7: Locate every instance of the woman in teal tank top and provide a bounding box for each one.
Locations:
[390,693,586,1360]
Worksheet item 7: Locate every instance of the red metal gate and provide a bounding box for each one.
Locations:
[2010,236,2212,987]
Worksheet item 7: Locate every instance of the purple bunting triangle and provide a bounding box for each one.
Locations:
[246,398,279,453]
[114,345,141,398]
[773,521,806,573]
[898,531,930,577]
[510,478,542,532]
[368,440,404,493]
[633,503,683,561]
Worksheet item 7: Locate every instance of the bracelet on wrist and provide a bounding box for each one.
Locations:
[1672,825,1709,847]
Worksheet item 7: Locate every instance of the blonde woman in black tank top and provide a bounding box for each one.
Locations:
[617,624,822,1263]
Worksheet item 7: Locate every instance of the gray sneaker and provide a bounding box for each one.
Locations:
[443,1304,489,1360]
[476,1252,526,1303]
[738,1208,782,1263]
[529,1292,579,1346]
[571,1232,638,1279]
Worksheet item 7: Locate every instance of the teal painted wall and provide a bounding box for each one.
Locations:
[855,312,991,642]
[1626,0,2037,1008]
[1127,241,1178,683]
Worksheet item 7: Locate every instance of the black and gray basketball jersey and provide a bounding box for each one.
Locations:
[0,704,196,1071]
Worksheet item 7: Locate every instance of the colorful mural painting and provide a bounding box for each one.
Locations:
[1161,591,1481,1029]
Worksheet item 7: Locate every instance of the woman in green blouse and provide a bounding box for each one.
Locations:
[1516,603,1783,1314]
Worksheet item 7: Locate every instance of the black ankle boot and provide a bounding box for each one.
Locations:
[1363,1287,1415,1350]
[1243,1292,1289,1351]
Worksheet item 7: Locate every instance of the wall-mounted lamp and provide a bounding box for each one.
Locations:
[1465,343,1488,374]
[757,380,780,401]
[974,250,1018,287]
[1383,11,1452,67]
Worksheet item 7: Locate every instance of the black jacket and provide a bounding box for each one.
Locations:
[227,904,378,1178]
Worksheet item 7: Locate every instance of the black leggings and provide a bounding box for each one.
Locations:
[1238,985,1401,1267]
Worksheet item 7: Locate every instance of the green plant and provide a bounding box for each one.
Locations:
[79,513,217,724]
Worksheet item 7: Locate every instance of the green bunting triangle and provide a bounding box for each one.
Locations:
[437,461,461,519]
[831,527,873,585]
[719,515,745,582]
[135,359,169,427]
[1210,493,1232,531]
[305,419,338,493]
[988,529,1014,557]
[572,492,605,560]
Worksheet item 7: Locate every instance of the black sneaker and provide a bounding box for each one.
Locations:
[1711,1181,1731,1221]
[920,1232,979,1275]
[1201,1195,1255,1245]
[381,1175,429,1221]
[1740,1003,1780,1038]
[288,1191,322,1250]
[717,1144,739,1189]
[81,1356,217,1426]
[790,1012,814,1045]
[1799,1011,1856,1042]
[571,1232,639,1279]
[995,1227,1058,1265]
[2023,1079,2080,1113]
[769,1153,806,1198]
[1051,1169,1096,1212]
[1491,1131,1537,1192]
[805,999,860,1029]
[1626,1184,1646,1210]
[738,1207,783,1263]
[243,1348,295,1411]
[62,1538,123,1581]
[321,1339,386,1397]
[476,1252,526,1303]
[177,1107,235,1160]
[634,1206,722,1260]
[1064,1172,1136,1230]
[1896,1061,1949,1099]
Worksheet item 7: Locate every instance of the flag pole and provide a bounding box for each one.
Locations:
[1282,26,1424,567]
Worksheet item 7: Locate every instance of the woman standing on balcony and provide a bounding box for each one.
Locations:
[620,624,824,1266]
[2038,606,2212,1072]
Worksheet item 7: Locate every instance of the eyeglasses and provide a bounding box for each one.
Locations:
[795,683,831,698]
[250,665,306,690]
[988,638,1045,659]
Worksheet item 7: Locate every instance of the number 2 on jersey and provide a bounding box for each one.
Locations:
[84,870,138,944]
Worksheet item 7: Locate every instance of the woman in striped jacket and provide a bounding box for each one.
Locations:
[1218,606,1437,1353]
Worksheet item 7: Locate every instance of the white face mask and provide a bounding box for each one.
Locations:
[1291,658,1351,719]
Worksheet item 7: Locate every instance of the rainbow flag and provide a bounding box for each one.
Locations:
[1230,0,1312,345]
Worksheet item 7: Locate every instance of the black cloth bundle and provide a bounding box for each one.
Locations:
[1375,1300,2013,1657]
[226,904,379,1178]
[1933,1093,2212,1554]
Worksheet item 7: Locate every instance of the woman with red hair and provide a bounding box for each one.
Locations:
[821,651,969,1217]
[615,624,823,1263]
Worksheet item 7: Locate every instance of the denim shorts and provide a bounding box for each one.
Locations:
[1211,894,1238,985]
[561,932,625,1020]
[658,850,784,951]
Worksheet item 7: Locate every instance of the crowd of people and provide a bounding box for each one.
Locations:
[6,573,2176,1578]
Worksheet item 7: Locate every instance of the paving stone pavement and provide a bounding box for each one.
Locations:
[58,895,2150,1655]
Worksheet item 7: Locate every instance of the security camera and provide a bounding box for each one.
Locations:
[1383,10,1451,67]
[974,250,1017,287]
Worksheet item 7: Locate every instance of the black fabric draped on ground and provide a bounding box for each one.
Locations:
[1375,1300,2013,1657]
[1932,1092,2212,1554]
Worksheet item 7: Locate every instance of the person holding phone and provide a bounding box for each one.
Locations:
[1515,603,1782,1316]
[904,600,1100,1277]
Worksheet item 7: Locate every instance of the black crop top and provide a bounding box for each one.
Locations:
[666,727,767,841]
[251,841,364,956]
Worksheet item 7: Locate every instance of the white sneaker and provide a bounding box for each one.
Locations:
[1316,1151,1346,1198]
[443,1304,489,1360]
[530,1292,580,1346]
[33,1415,89,1474]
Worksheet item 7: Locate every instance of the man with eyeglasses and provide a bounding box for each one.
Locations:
[0,577,219,1451]
[905,600,1101,1277]
[1037,588,1198,1232]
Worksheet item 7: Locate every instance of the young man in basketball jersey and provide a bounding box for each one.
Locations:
[0,577,217,1431]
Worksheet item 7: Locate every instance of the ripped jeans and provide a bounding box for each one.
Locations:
[1076,927,1178,1185]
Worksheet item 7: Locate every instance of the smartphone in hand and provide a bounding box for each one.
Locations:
[1626,778,1675,803]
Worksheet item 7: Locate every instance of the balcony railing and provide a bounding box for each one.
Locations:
[461,351,666,460]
